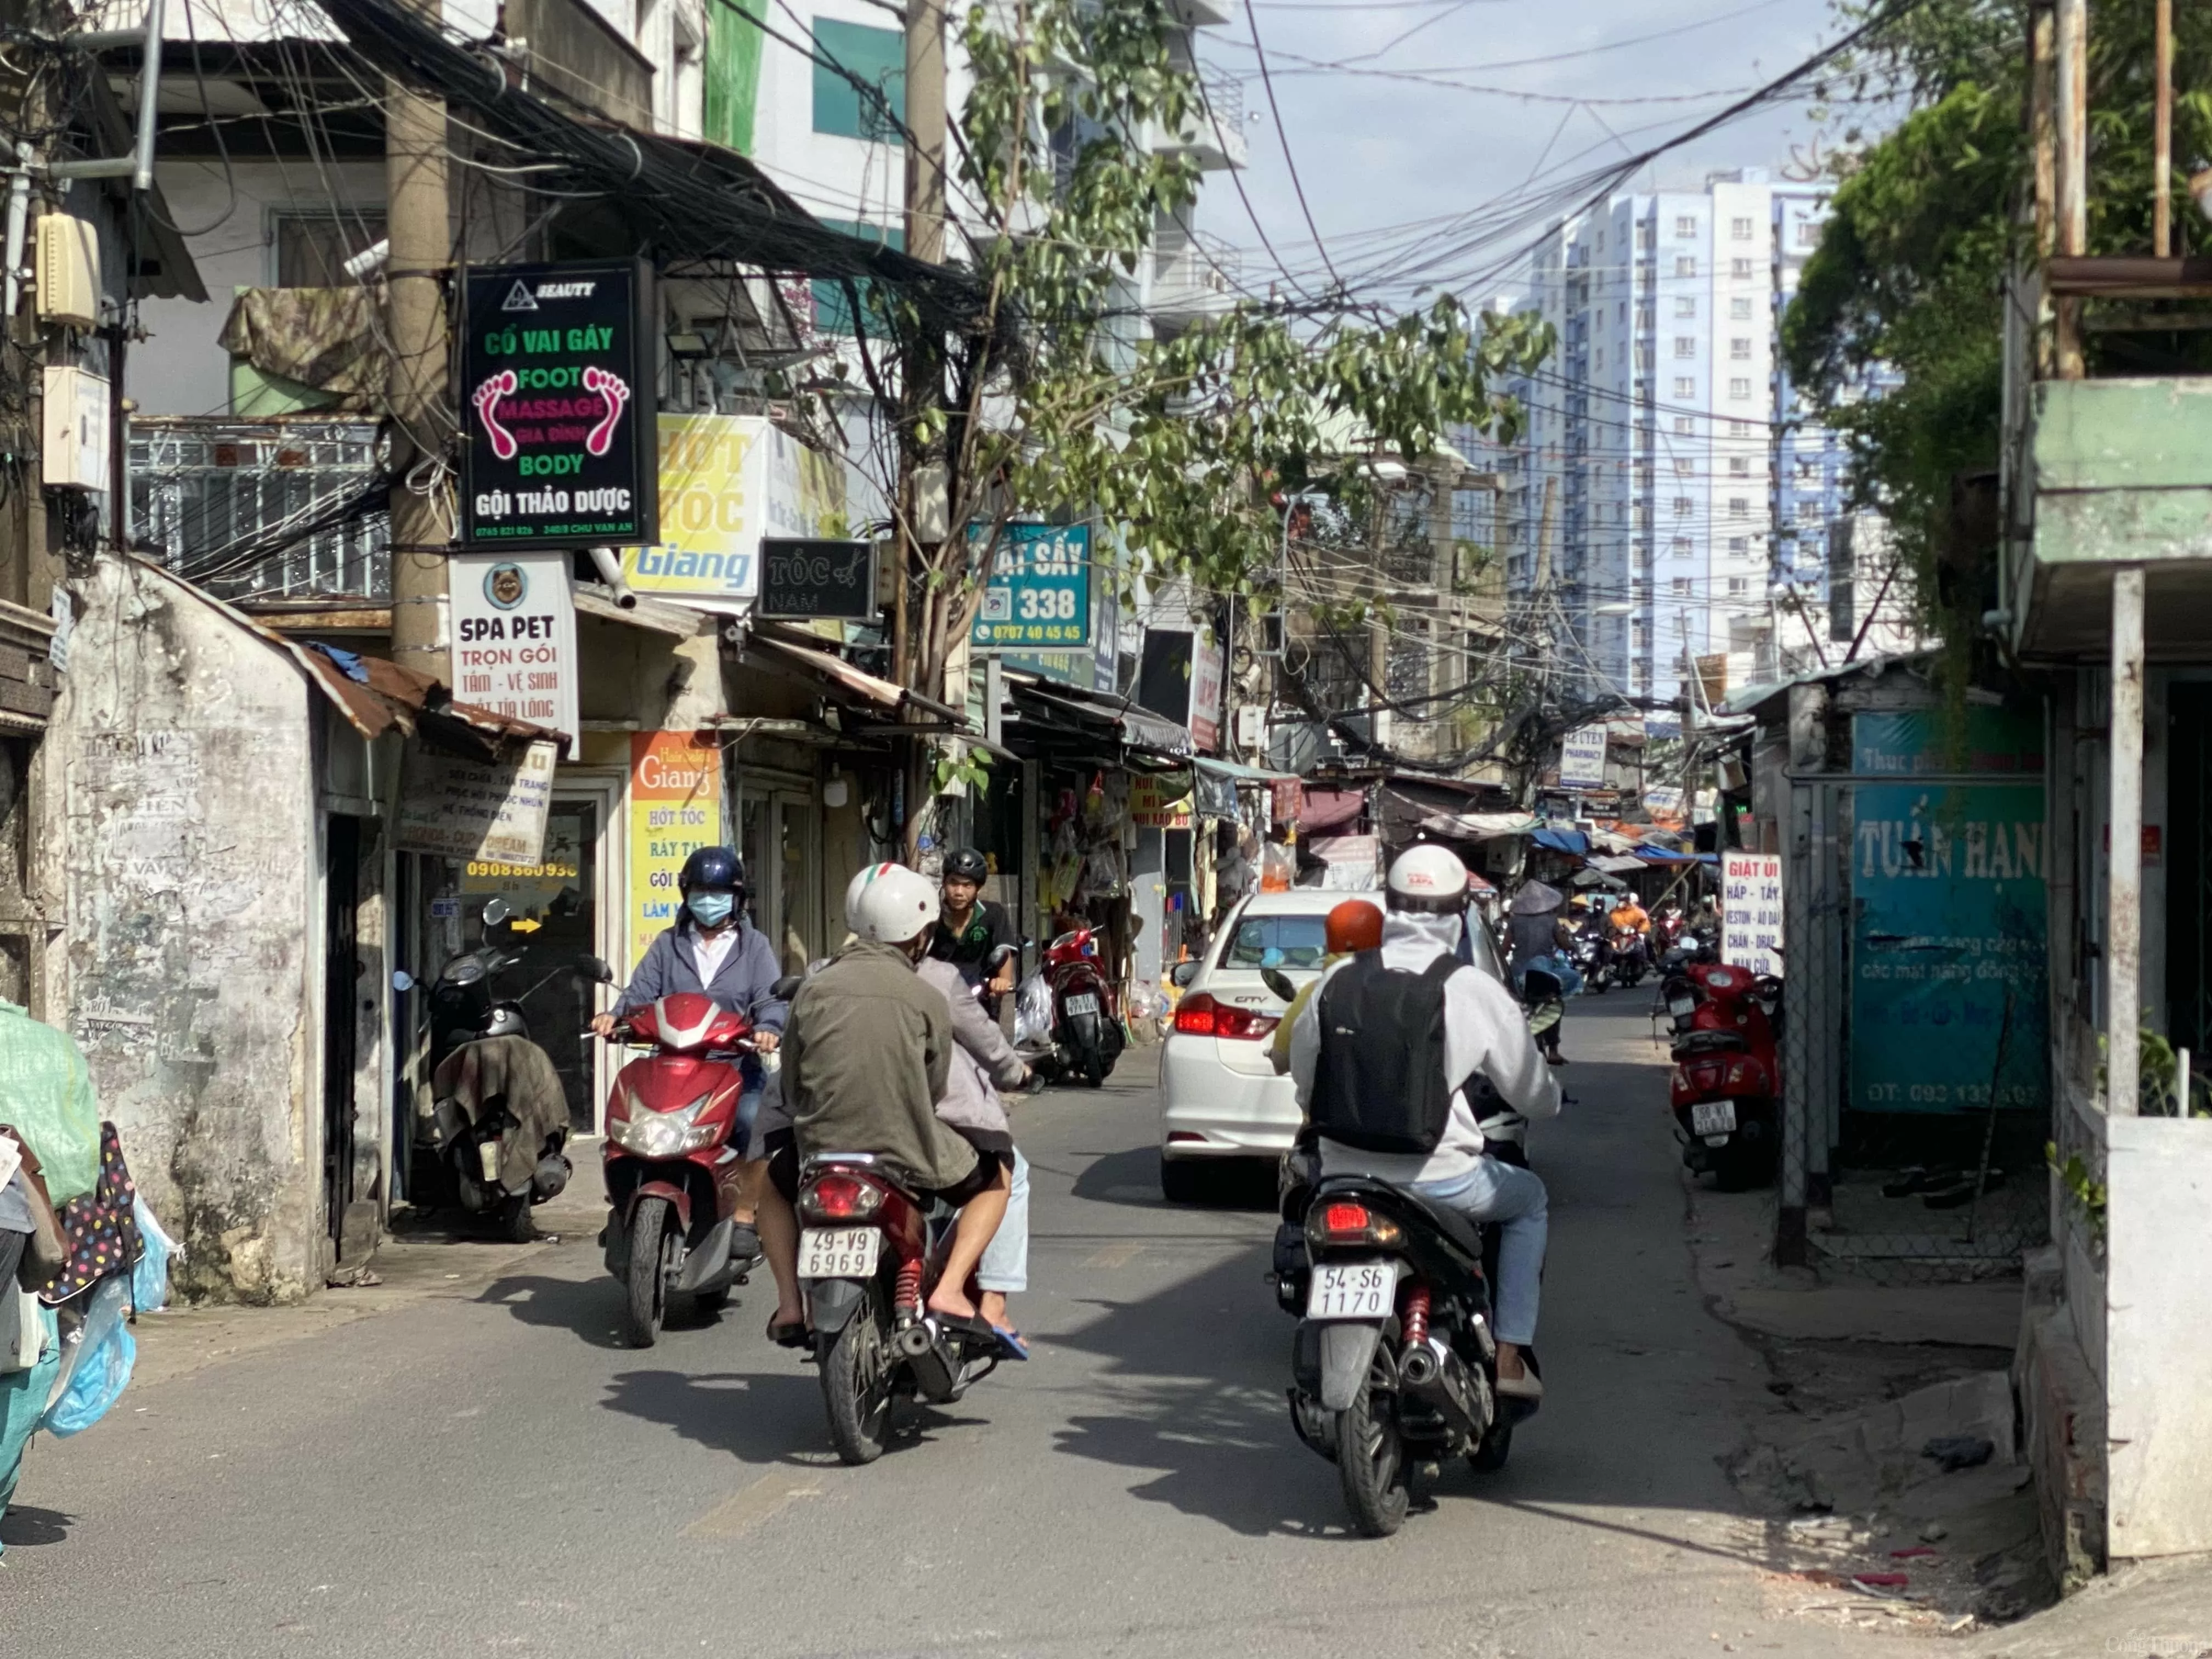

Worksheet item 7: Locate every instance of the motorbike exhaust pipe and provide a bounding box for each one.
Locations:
[894,1323,935,1359]
[1400,1339,1483,1440]
[1400,1343,1442,1388]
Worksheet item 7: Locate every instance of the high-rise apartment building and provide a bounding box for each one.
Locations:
[1477,170,1859,720]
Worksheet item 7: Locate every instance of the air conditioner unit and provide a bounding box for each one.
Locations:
[36,214,99,328]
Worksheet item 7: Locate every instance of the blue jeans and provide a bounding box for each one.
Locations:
[733,1086,763,1161]
[1407,1156,1549,1347]
[977,1149,1029,1295]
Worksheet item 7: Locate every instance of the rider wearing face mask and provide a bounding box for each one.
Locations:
[592,847,788,1240]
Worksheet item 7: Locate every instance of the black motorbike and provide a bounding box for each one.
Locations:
[404,897,611,1239]
[1569,919,1611,992]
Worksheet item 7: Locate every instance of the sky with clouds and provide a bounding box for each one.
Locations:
[1194,0,1859,309]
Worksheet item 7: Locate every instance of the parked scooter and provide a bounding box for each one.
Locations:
[409,897,608,1240]
[595,978,796,1347]
[1662,961,1783,1188]
[1019,927,1124,1087]
[794,1152,1009,1465]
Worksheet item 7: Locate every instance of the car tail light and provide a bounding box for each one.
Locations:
[800,1171,884,1223]
[1308,1200,1403,1248]
[1172,992,1279,1040]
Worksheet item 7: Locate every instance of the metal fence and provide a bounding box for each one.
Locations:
[129,419,389,604]
[1776,777,2050,1283]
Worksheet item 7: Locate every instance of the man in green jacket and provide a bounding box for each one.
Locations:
[782,863,1012,1327]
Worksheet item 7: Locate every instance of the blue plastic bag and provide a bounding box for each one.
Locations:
[41,1276,134,1438]
[131,1195,180,1313]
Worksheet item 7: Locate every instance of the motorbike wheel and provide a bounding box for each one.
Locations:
[1335,1375,1410,1537]
[821,1284,895,1466]
[620,1195,676,1348]
[1081,1049,1107,1088]
[1469,1417,1514,1472]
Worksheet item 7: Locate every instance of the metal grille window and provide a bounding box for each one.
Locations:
[1673,496,1694,517]
[1674,215,1698,238]
[129,419,388,602]
[1731,216,1755,240]
[1675,256,1697,278]
[1731,296,1754,320]
[1673,376,1696,398]
[1731,337,1753,360]
[1731,257,1755,279]
[1673,336,1696,359]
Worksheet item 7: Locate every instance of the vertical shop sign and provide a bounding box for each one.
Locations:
[628,730,723,973]
[972,524,1091,649]
[1559,725,1608,788]
[1719,852,1784,977]
[1189,630,1224,753]
[1849,783,2049,1114]
[449,551,579,741]
[460,260,657,549]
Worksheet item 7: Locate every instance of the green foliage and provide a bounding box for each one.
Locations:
[2044,1141,2107,1241]
[877,0,1550,702]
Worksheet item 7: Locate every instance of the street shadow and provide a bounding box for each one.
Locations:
[597,1365,988,1466]
[1070,1145,1277,1212]
[474,1271,746,1351]
[0,1505,72,1548]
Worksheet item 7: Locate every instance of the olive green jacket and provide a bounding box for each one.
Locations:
[783,940,977,1192]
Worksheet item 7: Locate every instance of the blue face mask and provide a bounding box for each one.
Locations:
[686,890,735,928]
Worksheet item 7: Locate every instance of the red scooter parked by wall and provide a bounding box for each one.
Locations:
[1020,927,1124,1087]
[596,984,792,1346]
[1662,961,1783,1189]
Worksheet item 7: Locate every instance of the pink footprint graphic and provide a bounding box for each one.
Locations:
[472,370,520,461]
[582,366,630,458]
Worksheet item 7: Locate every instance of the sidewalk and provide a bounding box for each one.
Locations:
[128,1142,609,1391]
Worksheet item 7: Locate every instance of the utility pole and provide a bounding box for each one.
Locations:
[385,0,450,682]
[1365,466,1390,753]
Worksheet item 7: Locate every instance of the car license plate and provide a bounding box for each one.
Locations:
[1306,1260,1399,1321]
[797,1227,879,1279]
[1065,992,1099,1015]
[1690,1099,1737,1136]
[1669,995,1696,1016]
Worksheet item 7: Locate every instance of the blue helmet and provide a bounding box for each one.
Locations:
[679,845,744,895]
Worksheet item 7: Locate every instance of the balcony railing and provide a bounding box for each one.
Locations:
[129,418,389,605]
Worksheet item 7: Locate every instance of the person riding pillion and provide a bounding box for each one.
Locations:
[1289,843,1562,1401]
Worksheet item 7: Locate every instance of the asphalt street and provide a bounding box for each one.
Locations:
[1,995,1899,1658]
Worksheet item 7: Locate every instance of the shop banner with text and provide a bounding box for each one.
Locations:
[396,741,558,866]
[1719,853,1784,977]
[449,551,578,741]
[628,731,723,974]
[1849,782,2048,1114]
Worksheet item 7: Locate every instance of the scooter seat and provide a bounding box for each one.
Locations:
[1673,1029,1750,1056]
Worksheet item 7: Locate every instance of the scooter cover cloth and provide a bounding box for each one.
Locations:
[432,1035,571,1191]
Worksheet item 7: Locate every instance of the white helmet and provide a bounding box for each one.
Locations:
[1386,843,1469,914]
[845,862,938,945]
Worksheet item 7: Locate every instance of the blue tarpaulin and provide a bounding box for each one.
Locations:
[1531,827,1589,855]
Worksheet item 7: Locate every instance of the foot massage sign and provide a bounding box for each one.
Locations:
[460,261,658,550]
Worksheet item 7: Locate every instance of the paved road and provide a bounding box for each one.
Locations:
[2,996,1893,1657]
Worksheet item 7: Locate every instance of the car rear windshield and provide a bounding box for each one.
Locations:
[1222,913,1329,970]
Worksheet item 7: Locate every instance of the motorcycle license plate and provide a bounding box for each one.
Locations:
[1690,1100,1737,1136]
[1668,995,1696,1016]
[1065,992,1100,1015]
[1306,1260,1398,1321]
[798,1227,880,1279]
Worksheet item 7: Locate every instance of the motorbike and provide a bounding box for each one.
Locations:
[408,896,608,1240]
[1608,925,1651,989]
[1284,1167,1533,1536]
[596,978,796,1347]
[1022,926,1124,1087]
[1662,960,1783,1188]
[794,1152,1008,1465]
[1570,918,1611,992]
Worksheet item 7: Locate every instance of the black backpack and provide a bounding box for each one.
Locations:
[1306,950,1464,1154]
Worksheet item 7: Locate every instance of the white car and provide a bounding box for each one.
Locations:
[1157,887,1510,1202]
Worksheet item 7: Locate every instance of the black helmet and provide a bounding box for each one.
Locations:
[943,847,989,883]
[678,845,744,895]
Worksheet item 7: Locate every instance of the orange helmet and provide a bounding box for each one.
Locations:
[1326,899,1384,956]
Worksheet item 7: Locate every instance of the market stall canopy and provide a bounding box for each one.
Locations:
[1301,787,1366,834]
[1531,826,1590,855]
[1588,854,1650,875]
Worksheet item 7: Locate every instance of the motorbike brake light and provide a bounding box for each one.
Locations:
[1322,1202,1368,1234]
[801,1172,883,1222]
[1308,1200,1402,1248]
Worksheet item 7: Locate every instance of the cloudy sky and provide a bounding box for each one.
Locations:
[1194,0,1858,309]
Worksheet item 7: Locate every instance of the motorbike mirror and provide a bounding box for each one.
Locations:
[575,955,615,984]
[984,942,1019,970]
[768,974,804,1001]
[1260,966,1297,1003]
[1170,960,1200,989]
[391,968,416,992]
[481,896,514,928]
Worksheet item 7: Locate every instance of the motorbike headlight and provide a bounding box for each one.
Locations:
[610,1094,716,1158]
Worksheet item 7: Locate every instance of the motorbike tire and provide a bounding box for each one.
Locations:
[621,1195,675,1348]
[498,1193,534,1244]
[1082,1049,1107,1088]
[1335,1376,1410,1538]
[821,1283,895,1465]
[1470,1417,1514,1473]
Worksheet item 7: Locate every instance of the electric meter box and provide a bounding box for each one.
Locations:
[36,213,99,328]
[42,365,109,490]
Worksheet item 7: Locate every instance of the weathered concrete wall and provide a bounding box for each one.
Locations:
[46,557,320,1303]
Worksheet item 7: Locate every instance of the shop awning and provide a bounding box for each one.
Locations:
[1014,681,1189,758]
[1588,854,1650,875]
[295,641,568,759]
[1301,787,1366,834]
[740,628,967,725]
[1531,826,1589,855]
[1193,757,1295,786]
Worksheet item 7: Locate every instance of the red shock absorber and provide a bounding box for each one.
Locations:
[1401,1281,1431,1349]
[894,1257,925,1319]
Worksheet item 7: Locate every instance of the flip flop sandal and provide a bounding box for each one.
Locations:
[991,1324,1030,1361]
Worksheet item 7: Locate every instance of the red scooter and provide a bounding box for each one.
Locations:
[1037,926,1124,1087]
[1662,962,1782,1188]
[599,989,778,1346]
